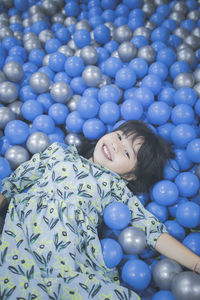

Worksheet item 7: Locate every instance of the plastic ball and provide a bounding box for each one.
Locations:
[169,61,191,79]
[48,103,69,125]
[146,202,168,223]
[171,124,196,148]
[26,131,50,154]
[186,138,200,163]
[65,111,84,133]
[73,29,91,48]
[175,172,199,198]
[115,67,136,89]
[49,52,66,72]
[137,45,156,64]
[101,238,123,268]
[147,101,170,125]
[141,74,162,95]
[94,24,110,44]
[0,107,15,129]
[80,45,98,65]
[98,84,121,104]
[174,148,193,171]
[171,104,194,125]
[164,220,185,242]
[82,118,105,140]
[152,180,179,206]
[157,123,175,144]
[121,98,143,121]
[152,258,182,290]
[0,156,11,180]
[152,290,176,300]
[37,93,54,112]
[118,41,137,62]
[64,1,80,17]
[0,81,18,104]
[21,99,43,122]
[64,132,84,151]
[122,259,151,290]
[148,61,168,81]
[64,56,84,77]
[163,159,180,180]
[104,57,123,78]
[176,201,200,228]
[156,47,176,67]
[77,96,99,119]
[70,76,87,94]
[118,226,146,255]
[172,271,200,300]
[129,58,148,79]
[3,61,24,82]
[5,145,30,170]
[32,114,55,135]
[50,82,72,103]
[55,27,71,44]
[99,102,120,124]
[5,120,29,144]
[183,232,200,256]
[133,87,154,109]
[82,65,102,87]
[30,72,51,94]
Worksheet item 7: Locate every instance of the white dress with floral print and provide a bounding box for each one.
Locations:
[0,143,167,300]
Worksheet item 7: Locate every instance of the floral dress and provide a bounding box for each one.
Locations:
[0,143,167,300]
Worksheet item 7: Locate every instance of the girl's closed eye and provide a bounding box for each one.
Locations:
[117,133,121,140]
[125,151,130,159]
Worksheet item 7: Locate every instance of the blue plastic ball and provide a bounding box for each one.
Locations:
[23,62,38,74]
[70,77,87,94]
[5,120,29,145]
[19,85,37,102]
[48,103,69,125]
[115,67,136,89]
[9,45,27,61]
[129,58,148,79]
[65,111,84,133]
[32,115,55,135]
[195,99,200,117]
[133,87,154,109]
[157,47,176,67]
[146,202,168,223]
[31,20,48,35]
[104,40,119,54]
[176,201,200,228]
[151,41,166,52]
[171,104,194,125]
[49,52,66,72]
[103,201,131,230]
[14,0,28,11]
[0,157,11,180]
[93,24,110,44]
[28,49,45,67]
[157,123,175,144]
[98,85,121,104]
[183,232,200,255]
[141,74,162,95]
[158,87,175,106]
[83,118,106,140]
[104,57,123,78]
[96,47,109,64]
[64,1,80,16]
[148,61,168,81]
[45,38,62,54]
[175,172,199,198]
[64,56,84,77]
[102,9,115,22]
[115,3,129,17]
[131,35,148,48]
[99,102,120,124]
[171,124,196,147]
[122,259,151,290]
[37,93,55,113]
[174,148,193,171]
[77,96,99,119]
[163,159,180,180]
[121,99,143,121]
[83,88,99,98]
[73,29,91,48]
[152,290,175,300]
[169,61,191,79]
[162,18,178,32]
[55,27,71,44]
[174,87,196,106]
[54,72,71,84]
[21,99,44,122]
[151,26,170,44]
[186,139,200,163]
[114,16,128,27]
[152,180,179,206]
[147,101,170,125]
[101,238,123,268]
[164,220,185,242]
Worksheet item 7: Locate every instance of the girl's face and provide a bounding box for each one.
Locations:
[90,130,143,181]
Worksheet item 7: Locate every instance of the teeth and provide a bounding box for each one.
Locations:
[103,145,111,160]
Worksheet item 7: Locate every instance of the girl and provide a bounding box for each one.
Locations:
[0,120,199,299]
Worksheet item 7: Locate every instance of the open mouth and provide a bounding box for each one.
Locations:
[102,144,112,161]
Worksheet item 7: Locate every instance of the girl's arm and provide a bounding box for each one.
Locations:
[155,232,200,274]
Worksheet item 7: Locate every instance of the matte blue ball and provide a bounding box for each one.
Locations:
[157,123,175,144]
[101,0,118,9]
[115,3,129,17]
[65,111,84,133]
[163,159,180,180]
[19,85,37,102]
[195,99,200,117]
[148,62,168,81]
[133,87,154,109]
[2,36,21,50]
[147,101,170,125]
[150,13,165,26]
[123,0,142,8]
[146,202,168,223]
[104,40,119,54]
[48,133,64,144]
[73,29,91,48]
[49,52,66,72]
[171,104,194,125]
[64,1,80,16]
[115,67,136,89]
[175,172,199,198]
[9,45,27,61]
[124,88,137,100]
[152,180,179,206]
[176,201,200,228]
[121,99,143,121]
[104,57,123,78]
[129,58,148,79]
[141,74,162,95]
[174,148,193,171]
[131,35,148,48]
[102,9,115,22]
[64,56,84,77]
[101,238,123,268]
[55,27,71,44]
[151,26,170,44]
[186,139,200,163]
[152,290,175,300]
[38,66,54,81]
[96,47,109,64]
[0,137,11,156]
[162,19,178,32]
[89,15,103,29]
[77,96,99,119]
[98,85,121,104]
[158,87,175,106]
[45,38,62,54]
[114,16,128,27]
[32,114,55,135]
[94,24,110,44]
[5,120,29,145]
[156,47,176,67]
[21,99,43,122]
[70,77,87,94]
[51,22,63,33]
[28,49,45,67]
[99,102,120,124]
[174,87,196,106]
[0,157,11,180]
[164,220,185,242]
[103,201,131,230]
[48,103,69,125]
[167,34,181,49]
[151,41,167,52]
[181,19,196,32]
[122,259,151,290]
[31,20,48,35]
[168,198,188,219]
[54,72,71,84]
[169,61,191,79]
[183,232,200,256]
[37,93,54,113]
[83,118,106,140]
[83,88,99,98]
[14,0,28,11]
[171,124,196,147]
[23,62,38,74]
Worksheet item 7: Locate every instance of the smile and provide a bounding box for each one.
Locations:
[102,144,112,161]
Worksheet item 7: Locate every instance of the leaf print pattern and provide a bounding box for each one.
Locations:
[0,143,166,299]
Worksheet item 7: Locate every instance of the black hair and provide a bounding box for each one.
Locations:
[80,120,174,195]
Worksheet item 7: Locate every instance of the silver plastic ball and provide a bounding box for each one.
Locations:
[98,74,112,88]
[153,258,182,290]
[50,81,72,103]
[23,32,38,43]
[192,27,200,38]
[51,13,65,24]
[142,3,155,18]
[64,17,77,27]
[184,35,200,50]
[68,39,78,51]
[0,0,13,9]
[26,131,50,154]
[118,41,137,62]
[31,12,46,24]
[58,45,74,57]
[0,26,13,40]
[0,13,8,23]
[0,81,18,103]
[172,1,188,14]
[82,65,102,87]
[133,26,150,40]
[42,0,57,16]
[30,72,51,94]
[29,4,43,16]
[145,20,156,31]
[42,54,50,66]
[67,94,81,112]
[0,107,15,129]
[169,11,185,24]
[138,45,156,64]
[193,82,200,97]
[22,18,32,28]
[173,72,195,89]
[3,61,24,82]
[104,22,115,37]
[195,164,200,179]
[173,27,189,40]
[118,226,146,255]
[8,101,23,119]
[5,145,30,170]
[13,31,23,41]
[154,0,168,5]
[24,38,41,53]
[113,25,133,43]
[64,132,83,151]
[177,47,195,66]
[76,20,91,32]
[74,49,81,57]
[80,46,98,65]
[39,29,54,44]
[9,15,22,24]
[187,10,200,22]
[172,271,200,300]
[111,50,120,58]
[0,71,6,83]
[52,0,65,9]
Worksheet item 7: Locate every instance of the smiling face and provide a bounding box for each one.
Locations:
[90,130,144,181]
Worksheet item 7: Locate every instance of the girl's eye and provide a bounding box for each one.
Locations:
[117,133,121,140]
[125,151,130,159]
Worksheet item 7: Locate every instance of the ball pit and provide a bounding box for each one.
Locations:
[0,0,200,299]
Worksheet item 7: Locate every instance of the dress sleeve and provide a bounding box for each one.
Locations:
[127,194,168,249]
[1,142,61,200]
